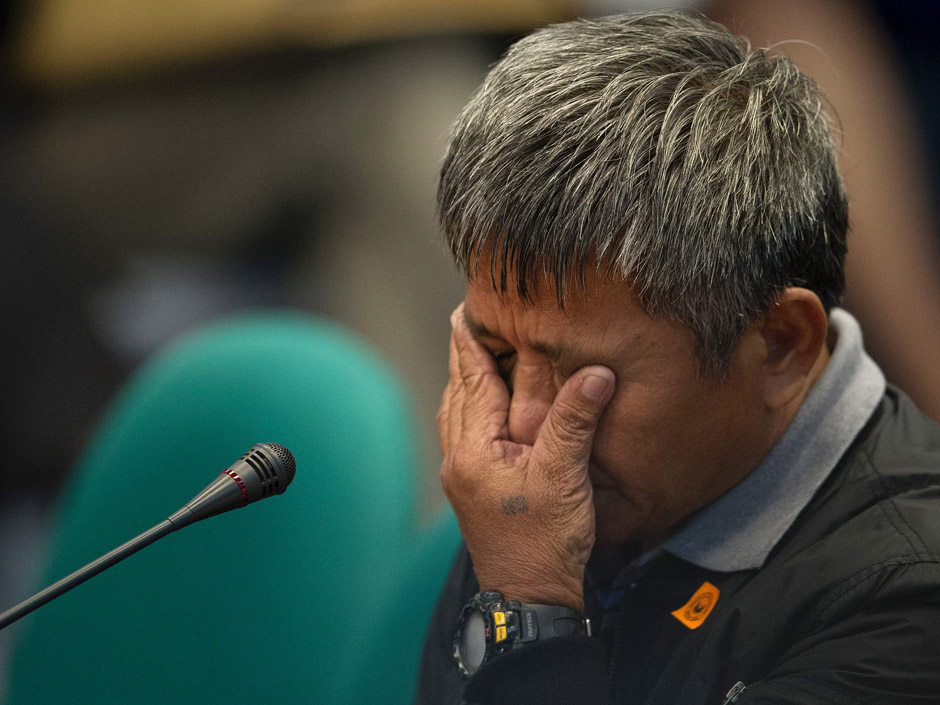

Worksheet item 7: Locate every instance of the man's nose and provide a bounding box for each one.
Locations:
[506,366,556,446]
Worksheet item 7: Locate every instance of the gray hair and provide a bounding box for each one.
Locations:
[438,11,848,377]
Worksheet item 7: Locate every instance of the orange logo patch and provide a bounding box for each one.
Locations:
[671,581,720,630]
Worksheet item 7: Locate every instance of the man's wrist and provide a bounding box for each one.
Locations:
[481,584,585,613]
[476,568,585,613]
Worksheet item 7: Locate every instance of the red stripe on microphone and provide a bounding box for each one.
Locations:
[223,469,250,506]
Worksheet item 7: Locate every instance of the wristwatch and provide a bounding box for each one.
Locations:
[453,590,592,678]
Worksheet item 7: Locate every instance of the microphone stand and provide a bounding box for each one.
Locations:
[0,519,176,630]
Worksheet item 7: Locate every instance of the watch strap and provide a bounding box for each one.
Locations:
[511,601,591,642]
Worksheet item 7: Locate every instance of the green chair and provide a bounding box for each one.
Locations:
[329,509,462,705]
[5,312,423,704]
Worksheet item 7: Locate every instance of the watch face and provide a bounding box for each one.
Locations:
[458,611,486,674]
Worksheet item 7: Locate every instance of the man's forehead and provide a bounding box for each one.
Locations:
[463,263,640,315]
[462,271,653,359]
[462,272,574,324]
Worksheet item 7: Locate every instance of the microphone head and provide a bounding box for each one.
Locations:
[169,443,297,530]
[229,442,296,502]
[261,442,297,484]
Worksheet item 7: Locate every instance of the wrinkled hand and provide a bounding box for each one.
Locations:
[438,304,615,612]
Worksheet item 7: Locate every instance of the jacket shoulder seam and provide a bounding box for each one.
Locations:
[855,448,936,561]
[813,555,940,622]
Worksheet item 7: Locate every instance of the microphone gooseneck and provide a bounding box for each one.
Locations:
[0,442,296,631]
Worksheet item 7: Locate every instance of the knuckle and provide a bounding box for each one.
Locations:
[462,373,507,414]
[441,450,479,499]
[461,369,490,396]
[483,440,509,465]
[440,454,470,494]
[551,399,598,438]
[558,422,593,452]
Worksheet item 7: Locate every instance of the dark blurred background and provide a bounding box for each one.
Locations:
[2,0,940,696]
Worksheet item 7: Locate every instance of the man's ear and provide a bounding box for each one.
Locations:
[757,288,830,410]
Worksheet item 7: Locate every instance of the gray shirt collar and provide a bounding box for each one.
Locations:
[659,308,886,572]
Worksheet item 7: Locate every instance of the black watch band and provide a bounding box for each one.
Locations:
[453,590,592,678]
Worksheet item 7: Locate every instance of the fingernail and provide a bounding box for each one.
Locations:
[581,374,610,401]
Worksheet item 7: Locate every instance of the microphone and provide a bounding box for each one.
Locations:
[167,441,296,530]
[0,442,296,630]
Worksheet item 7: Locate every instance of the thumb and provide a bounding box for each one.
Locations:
[533,365,616,471]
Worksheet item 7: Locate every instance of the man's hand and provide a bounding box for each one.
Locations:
[438,304,615,612]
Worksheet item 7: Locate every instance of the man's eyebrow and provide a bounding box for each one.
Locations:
[462,307,580,364]
[462,308,497,342]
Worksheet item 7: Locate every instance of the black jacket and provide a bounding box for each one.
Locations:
[415,388,940,704]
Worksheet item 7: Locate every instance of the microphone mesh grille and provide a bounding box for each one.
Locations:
[265,443,296,484]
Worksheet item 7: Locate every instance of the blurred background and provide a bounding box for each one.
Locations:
[1,0,940,696]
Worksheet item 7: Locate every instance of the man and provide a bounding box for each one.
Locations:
[415,10,940,705]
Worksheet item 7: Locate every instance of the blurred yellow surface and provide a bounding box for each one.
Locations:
[11,0,575,86]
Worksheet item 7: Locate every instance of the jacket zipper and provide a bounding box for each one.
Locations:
[606,610,625,687]
[606,583,634,688]
[721,681,748,704]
